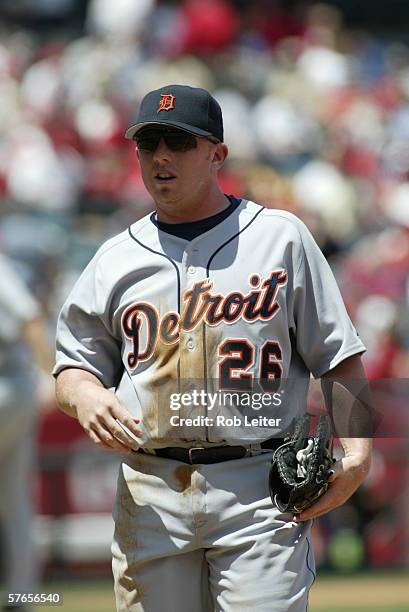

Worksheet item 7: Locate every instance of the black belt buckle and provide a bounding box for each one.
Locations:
[188,446,206,464]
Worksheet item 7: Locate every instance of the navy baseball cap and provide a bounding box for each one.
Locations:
[125,84,224,142]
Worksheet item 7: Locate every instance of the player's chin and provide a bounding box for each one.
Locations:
[149,182,180,202]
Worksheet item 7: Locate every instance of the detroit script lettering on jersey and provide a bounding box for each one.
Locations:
[122,271,287,369]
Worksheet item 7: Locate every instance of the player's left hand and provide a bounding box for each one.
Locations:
[294,452,371,522]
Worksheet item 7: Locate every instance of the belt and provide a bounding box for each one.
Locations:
[140,438,284,465]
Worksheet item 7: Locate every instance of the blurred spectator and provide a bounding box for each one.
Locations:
[0,253,54,610]
[181,0,239,53]
[86,0,154,39]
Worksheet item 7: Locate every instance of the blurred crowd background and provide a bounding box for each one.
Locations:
[0,0,408,592]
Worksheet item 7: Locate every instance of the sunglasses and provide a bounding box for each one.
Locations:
[134,128,198,153]
[134,128,219,153]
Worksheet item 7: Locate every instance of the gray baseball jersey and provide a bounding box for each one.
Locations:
[54,200,365,448]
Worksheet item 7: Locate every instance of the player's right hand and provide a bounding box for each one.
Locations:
[56,368,142,453]
[77,381,142,454]
[73,379,143,454]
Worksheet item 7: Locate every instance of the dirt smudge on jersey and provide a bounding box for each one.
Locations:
[179,321,206,382]
[205,328,224,392]
[145,339,179,443]
[178,321,207,439]
[144,320,225,444]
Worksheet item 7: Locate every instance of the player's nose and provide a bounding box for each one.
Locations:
[152,137,173,161]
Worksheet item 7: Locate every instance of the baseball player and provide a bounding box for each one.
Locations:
[54,84,372,611]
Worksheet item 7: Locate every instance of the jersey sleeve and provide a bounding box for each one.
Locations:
[53,254,123,388]
[290,220,366,378]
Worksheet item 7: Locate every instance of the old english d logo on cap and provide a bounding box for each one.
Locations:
[157,94,175,112]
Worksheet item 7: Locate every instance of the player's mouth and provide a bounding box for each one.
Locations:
[154,172,177,184]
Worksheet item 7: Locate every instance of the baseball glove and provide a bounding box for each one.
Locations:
[269,414,334,514]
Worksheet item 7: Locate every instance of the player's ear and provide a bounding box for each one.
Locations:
[135,145,140,161]
[212,142,228,170]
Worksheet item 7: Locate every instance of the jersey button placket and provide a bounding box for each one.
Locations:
[179,249,207,439]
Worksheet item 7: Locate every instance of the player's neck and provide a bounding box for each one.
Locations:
[155,186,229,224]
